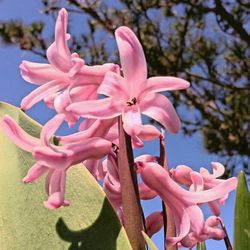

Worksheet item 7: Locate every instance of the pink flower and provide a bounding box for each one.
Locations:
[1,114,112,209]
[20,8,117,126]
[140,162,237,246]
[67,26,190,143]
[171,162,229,216]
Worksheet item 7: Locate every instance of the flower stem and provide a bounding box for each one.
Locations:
[218,219,233,250]
[159,132,177,250]
[117,116,145,250]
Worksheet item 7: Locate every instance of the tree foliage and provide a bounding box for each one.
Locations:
[0,0,249,176]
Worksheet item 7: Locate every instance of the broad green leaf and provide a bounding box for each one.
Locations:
[142,231,158,250]
[196,242,206,250]
[234,171,250,250]
[0,101,132,250]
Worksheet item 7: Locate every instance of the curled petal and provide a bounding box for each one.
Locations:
[44,169,69,209]
[136,124,160,141]
[1,115,40,152]
[140,76,190,98]
[47,9,71,72]
[59,118,116,144]
[20,61,66,85]
[142,93,181,134]
[67,98,123,119]
[115,26,147,94]
[210,162,225,178]
[23,163,48,183]
[40,114,65,147]
[98,71,128,99]
[21,80,68,110]
[141,162,237,206]
[78,63,119,78]
[170,165,193,186]
[34,137,112,169]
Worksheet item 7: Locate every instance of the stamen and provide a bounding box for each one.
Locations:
[126,97,137,106]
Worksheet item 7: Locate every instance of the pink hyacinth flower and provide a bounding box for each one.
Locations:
[1,114,112,209]
[20,8,118,126]
[68,26,190,144]
[140,162,237,246]
[171,162,230,216]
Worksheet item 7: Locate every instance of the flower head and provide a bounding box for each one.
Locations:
[20,8,118,127]
[140,161,237,246]
[68,26,190,145]
[1,114,112,209]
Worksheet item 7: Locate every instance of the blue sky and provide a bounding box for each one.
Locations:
[0,1,236,249]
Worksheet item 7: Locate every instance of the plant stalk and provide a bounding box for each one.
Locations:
[117,116,145,250]
[159,132,177,250]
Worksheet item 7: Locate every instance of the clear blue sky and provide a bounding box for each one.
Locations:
[0,1,236,249]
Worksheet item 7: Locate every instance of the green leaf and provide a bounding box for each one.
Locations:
[0,102,132,250]
[142,231,158,250]
[196,242,206,250]
[234,171,250,250]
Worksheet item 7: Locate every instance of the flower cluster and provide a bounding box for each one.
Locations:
[1,8,237,248]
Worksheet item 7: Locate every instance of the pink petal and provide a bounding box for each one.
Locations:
[84,159,105,181]
[67,98,123,119]
[190,172,204,192]
[43,92,60,108]
[170,165,193,186]
[59,118,115,144]
[210,162,225,178]
[22,163,48,183]
[122,105,142,136]
[70,85,98,102]
[139,182,157,200]
[33,146,68,169]
[78,63,119,77]
[46,9,71,72]
[140,76,190,98]
[136,124,161,141]
[40,114,65,146]
[135,154,158,163]
[141,93,181,134]
[115,26,147,95]
[64,137,112,164]
[44,169,69,209]
[208,201,221,216]
[34,137,112,168]
[21,80,68,110]
[68,57,85,78]
[98,71,128,99]
[20,61,67,85]
[185,205,204,235]
[1,115,40,152]
[72,63,119,86]
[167,210,191,246]
[141,162,237,205]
